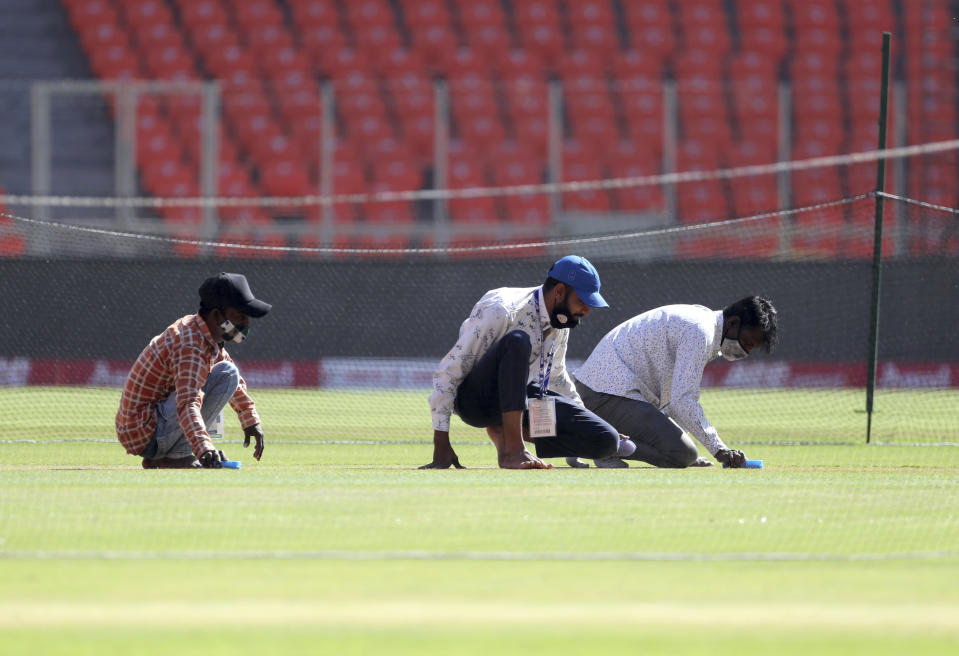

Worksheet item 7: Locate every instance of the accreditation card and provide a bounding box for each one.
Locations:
[528,397,557,438]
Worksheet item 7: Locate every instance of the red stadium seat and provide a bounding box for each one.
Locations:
[442,48,488,78]
[277,88,323,124]
[122,0,174,29]
[260,158,311,198]
[132,22,185,52]
[78,21,128,54]
[289,0,341,28]
[467,23,512,56]
[739,25,787,59]
[622,0,674,61]
[234,0,285,28]
[390,71,432,117]
[504,195,551,226]
[571,24,620,57]
[371,157,421,194]
[449,197,499,224]
[459,116,508,152]
[609,156,664,212]
[376,48,426,78]
[344,1,394,34]
[493,49,546,79]
[514,0,561,26]
[414,24,459,68]
[455,0,505,25]
[189,23,239,59]
[397,114,433,161]
[89,44,140,78]
[66,0,119,31]
[365,183,416,224]
[610,49,662,80]
[795,28,842,57]
[354,23,404,59]
[736,0,785,29]
[729,178,780,215]
[244,24,295,56]
[177,0,230,30]
[300,24,349,64]
[337,86,388,121]
[504,76,548,118]
[402,0,452,27]
[520,23,564,62]
[789,0,839,29]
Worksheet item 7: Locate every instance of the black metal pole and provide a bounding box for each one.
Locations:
[865,32,892,444]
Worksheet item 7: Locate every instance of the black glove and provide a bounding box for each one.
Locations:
[243,423,265,461]
[715,448,747,468]
[199,449,226,469]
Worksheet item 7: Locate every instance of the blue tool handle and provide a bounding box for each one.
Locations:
[723,459,763,469]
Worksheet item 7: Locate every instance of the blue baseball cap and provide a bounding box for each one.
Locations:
[547,255,608,308]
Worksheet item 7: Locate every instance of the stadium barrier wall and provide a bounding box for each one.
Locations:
[1,258,956,364]
[2,356,957,390]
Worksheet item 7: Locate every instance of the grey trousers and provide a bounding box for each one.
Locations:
[140,361,240,459]
[575,380,699,468]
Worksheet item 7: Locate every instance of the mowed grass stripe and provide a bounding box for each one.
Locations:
[3,387,959,444]
[3,600,959,632]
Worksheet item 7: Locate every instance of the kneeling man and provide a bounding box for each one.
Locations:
[571,296,778,469]
[423,255,634,470]
[116,272,270,469]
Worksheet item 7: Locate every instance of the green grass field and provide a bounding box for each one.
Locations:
[2,387,959,655]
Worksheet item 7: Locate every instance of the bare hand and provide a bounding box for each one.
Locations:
[498,449,552,470]
[419,433,466,469]
[243,423,265,461]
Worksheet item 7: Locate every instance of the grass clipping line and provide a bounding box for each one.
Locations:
[1,600,958,632]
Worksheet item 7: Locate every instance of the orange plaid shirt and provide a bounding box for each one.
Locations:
[115,314,260,457]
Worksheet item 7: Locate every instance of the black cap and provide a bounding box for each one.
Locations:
[198,272,271,318]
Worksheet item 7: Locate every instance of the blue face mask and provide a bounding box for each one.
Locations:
[720,324,749,361]
[219,319,250,344]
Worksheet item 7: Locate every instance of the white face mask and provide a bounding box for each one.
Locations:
[719,323,749,361]
[720,337,748,361]
[219,319,249,344]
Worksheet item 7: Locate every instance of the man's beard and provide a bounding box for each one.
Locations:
[549,298,581,329]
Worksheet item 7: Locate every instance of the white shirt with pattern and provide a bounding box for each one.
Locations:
[573,304,729,455]
[430,285,581,432]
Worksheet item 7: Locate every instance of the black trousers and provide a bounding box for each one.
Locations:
[454,330,620,460]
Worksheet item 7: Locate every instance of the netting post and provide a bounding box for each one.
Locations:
[320,81,335,249]
[892,81,907,257]
[433,79,449,250]
[200,81,220,244]
[548,80,563,223]
[29,82,52,227]
[662,80,677,222]
[865,32,892,444]
[114,83,137,230]
[777,81,792,255]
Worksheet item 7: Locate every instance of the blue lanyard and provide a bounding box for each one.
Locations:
[532,289,556,399]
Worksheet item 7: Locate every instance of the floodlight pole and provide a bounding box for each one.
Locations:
[865,32,892,444]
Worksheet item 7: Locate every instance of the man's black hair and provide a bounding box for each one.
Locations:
[542,276,562,293]
[198,302,224,318]
[723,296,779,353]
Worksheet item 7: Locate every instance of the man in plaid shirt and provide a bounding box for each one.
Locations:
[116,272,271,469]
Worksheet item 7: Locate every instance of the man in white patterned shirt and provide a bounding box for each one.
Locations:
[571,296,778,469]
[423,256,634,470]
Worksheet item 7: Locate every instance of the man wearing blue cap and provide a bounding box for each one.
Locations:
[423,255,636,469]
